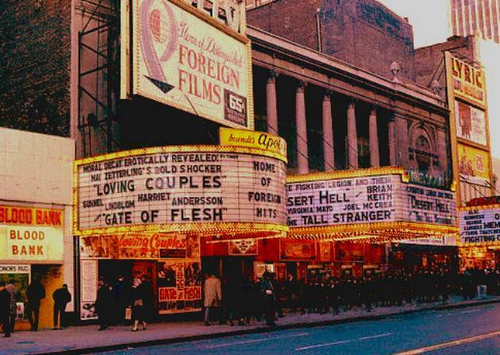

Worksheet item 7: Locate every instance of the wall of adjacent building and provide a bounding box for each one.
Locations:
[247,0,416,81]
[0,0,72,137]
[0,127,75,320]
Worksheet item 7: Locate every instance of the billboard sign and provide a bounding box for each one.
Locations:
[457,144,490,186]
[132,0,252,129]
[455,100,487,146]
[451,56,486,106]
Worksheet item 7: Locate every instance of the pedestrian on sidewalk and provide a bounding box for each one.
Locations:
[5,279,19,334]
[140,275,154,325]
[95,278,113,331]
[113,275,130,325]
[203,272,222,326]
[52,284,71,329]
[261,272,276,327]
[131,277,147,331]
[0,281,12,338]
[27,274,45,331]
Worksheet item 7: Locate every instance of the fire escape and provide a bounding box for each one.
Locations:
[77,0,120,157]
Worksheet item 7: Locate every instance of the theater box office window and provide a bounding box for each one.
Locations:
[74,131,288,319]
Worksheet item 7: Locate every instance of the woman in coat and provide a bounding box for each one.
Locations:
[203,273,222,326]
[131,278,146,331]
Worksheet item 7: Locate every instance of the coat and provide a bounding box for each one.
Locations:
[27,281,45,307]
[53,288,72,307]
[0,289,11,318]
[204,276,222,307]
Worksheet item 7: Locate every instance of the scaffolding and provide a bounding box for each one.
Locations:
[77,0,120,157]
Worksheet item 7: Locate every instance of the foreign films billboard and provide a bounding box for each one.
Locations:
[74,146,287,235]
[286,174,456,228]
[131,0,252,129]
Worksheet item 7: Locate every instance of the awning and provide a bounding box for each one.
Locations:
[288,221,459,244]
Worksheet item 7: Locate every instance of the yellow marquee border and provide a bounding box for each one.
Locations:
[73,145,288,236]
[286,166,410,184]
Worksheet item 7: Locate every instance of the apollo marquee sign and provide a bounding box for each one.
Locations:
[74,146,287,234]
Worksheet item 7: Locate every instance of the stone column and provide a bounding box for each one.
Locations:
[388,116,396,166]
[437,128,448,177]
[322,92,335,170]
[369,108,380,167]
[296,82,309,174]
[395,113,409,167]
[347,100,358,169]
[266,71,278,135]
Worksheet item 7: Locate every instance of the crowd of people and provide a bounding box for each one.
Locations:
[94,274,154,332]
[207,268,500,327]
[1,268,498,335]
[0,276,71,337]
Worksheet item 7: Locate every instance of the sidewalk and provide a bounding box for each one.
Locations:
[1,296,499,355]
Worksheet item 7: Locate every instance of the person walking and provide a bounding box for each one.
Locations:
[261,272,277,327]
[52,284,71,329]
[95,278,113,331]
[5,279,19,334]
[131,277,147,331]
[203,272,222,326]
[0,282,12,338]
[27,275,45,331]
[140,275,154,325]
[113,275,128,325]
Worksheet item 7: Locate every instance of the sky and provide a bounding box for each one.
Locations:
[378,0,450,48]
[378,0,500,163]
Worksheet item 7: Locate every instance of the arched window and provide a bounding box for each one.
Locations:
[415,135,431,173]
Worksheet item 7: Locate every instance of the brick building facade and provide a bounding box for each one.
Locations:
[247,0,416,81]
[0,0,71,137]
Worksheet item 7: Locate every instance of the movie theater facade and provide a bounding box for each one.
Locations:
[74,129,288,318]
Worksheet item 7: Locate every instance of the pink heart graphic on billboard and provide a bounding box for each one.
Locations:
[140,0,178,91]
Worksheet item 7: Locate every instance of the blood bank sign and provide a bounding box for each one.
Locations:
[75,146,287,233]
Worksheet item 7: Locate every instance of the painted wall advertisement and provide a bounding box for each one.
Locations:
[75,148,287,233]
[286,175,456,228]
[132,0,252,129]
[460,207,500,244]
[455,100,487,146]
[458,144,490,186]
[0,206,64,262]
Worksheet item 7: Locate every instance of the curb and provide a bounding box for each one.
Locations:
[35,298,500,355]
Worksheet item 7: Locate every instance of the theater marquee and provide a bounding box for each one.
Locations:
[128,0,253,129]
[286,168,457,241]
[74,145,287,236]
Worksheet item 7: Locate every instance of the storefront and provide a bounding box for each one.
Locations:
[0,205,66,330]
[459,204,500,270]
[285,167,459,276]
[74,128,288,319]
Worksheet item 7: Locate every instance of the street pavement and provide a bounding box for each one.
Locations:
[100,302,500,355]
[0,296,498,355]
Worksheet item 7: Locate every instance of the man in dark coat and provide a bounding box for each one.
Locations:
[95,278,113,330]
[52,284,72,329]
[0,281,12,337]
[5,279,19,333]
[27,275,45,331]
